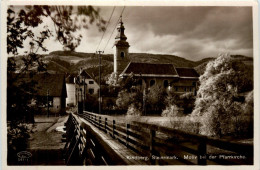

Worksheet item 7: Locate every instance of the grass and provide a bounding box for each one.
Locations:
[96,113,200,134]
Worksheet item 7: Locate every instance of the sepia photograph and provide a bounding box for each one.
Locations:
[2,1,258,168]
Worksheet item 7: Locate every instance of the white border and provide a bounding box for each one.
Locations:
[1,1,259,170]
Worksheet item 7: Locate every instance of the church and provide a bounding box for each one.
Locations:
[112,16,199,95]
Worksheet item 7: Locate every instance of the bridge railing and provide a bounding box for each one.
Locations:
[63,113,132,165]
[79,111,253,165]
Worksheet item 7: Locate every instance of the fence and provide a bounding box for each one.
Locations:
[63,113,131,165]
[78,111,253,165]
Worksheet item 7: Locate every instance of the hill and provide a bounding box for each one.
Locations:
[46,51,215,81]
[10,51,252,82]
[194,55,253,75]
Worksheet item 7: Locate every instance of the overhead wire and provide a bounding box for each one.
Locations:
[95,6,116,53]
[102,6,126,52]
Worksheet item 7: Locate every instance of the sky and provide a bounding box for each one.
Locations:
[16,6,253,61]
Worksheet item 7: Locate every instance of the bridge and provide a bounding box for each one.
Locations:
[63,111,253,165]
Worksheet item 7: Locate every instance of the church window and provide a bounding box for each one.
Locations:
[163,80,169,88]
[150,80,155,87]
[120,51,125,58]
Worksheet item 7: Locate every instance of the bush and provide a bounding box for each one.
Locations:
[146,85,167,113]
[179,92,195,114]
[126,104,142,116]
[162,104,182,117]
[116,74,144,115]
[162,115,200,134]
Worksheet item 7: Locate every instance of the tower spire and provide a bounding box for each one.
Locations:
[113,14,130,74]
[115,15,127,41]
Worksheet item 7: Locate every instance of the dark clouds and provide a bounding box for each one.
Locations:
[91,6,253,61]
[17,6,253,61]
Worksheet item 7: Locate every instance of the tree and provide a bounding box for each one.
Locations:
[115,73,144,115]
[7,5,106,165]
[146,85,167,113]
[8,6,106,54]
[7,5,106,122]
[106,72,119,87]
[191,54,253,137]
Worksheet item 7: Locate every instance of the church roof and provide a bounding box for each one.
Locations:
[120,62,200,78]
[114,40,130,47]
[121,62,178,77]
[175,68,200,78]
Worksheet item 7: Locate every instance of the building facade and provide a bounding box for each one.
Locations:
[66,74,77,106]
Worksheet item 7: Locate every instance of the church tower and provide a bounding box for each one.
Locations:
[113,16,130,74]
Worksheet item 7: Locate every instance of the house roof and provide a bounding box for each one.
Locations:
[121,62,178,77]
[79,70,93,79]
[175,68,200,78]
[66,74,77,84]
[74,70,96,85]
[10,73,67,97]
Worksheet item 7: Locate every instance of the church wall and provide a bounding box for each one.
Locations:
[114,46,129,73]
[139,77,197,95]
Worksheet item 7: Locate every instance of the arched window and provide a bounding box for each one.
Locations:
[120,51,125,58]
[150,80,155,87]
[163,80,169,88]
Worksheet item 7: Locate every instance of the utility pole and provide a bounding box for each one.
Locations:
[83,78,85,112]
[47,89,49,118]
[96,50,104,114]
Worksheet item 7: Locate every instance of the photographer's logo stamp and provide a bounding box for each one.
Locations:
[17,151,32,162]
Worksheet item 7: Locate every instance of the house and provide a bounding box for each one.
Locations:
[74,69,100,104]
[112,16,199,94]
[65,69,99,110]
[9,73,67,115]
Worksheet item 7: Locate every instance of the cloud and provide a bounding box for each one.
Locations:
[13,6,253,61]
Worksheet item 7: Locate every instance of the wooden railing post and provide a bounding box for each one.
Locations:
[149,129,155,165]
[105,118,107,133]
[126,124,130,147]
[112,120,115,138]
[99,116,101,128]
[198,138,207,165]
